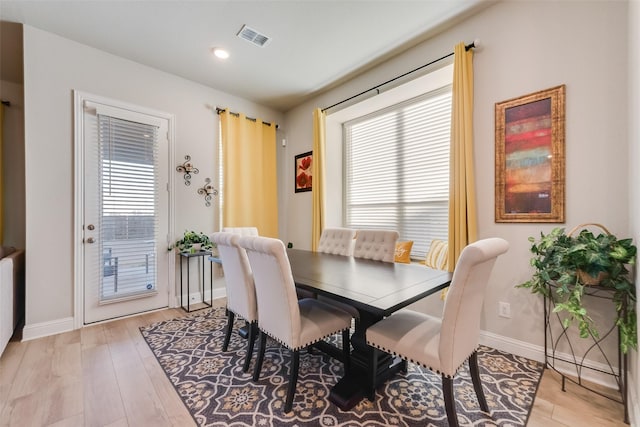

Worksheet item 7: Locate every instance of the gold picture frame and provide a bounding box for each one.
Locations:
[495,85,565,223]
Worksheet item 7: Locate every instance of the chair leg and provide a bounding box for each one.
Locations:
[243,322,258,373]
[469,350,489,412]
[222,310,235,352]
[368,348,378,401]
[442,375,459,427]
[252,331,267,382]
[342,329,351,375]
[284,350,300,413]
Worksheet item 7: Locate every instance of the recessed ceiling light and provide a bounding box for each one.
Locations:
[211,47,229,59]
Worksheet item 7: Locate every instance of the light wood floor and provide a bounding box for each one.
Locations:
[0,300,629,426]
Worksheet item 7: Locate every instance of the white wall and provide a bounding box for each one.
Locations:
[283,0,629,373]
[22,26,282,328]
[627,0,639,423]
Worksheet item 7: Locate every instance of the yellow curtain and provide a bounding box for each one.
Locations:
[0,104,4,244]
[446,42,477,272]
[311,108,326,251]
[220,111,278,237]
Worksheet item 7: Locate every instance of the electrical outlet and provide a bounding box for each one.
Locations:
[498,302,511,319]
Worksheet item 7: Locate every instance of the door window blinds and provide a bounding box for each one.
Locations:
[344,86,451,259]
[98,114,159,301]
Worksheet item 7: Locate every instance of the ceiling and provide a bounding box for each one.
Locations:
[0,1,490,112]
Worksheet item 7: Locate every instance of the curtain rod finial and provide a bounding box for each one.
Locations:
[466,39,480,51]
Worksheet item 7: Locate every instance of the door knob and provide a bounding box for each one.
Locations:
[87,224,95,230]
[86,237,96,244]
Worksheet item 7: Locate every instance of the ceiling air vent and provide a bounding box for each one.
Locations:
[237,24,271,47]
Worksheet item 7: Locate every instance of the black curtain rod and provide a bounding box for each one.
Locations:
[322,40,478,112]
[216,107,278,129]
[1,100,10,107]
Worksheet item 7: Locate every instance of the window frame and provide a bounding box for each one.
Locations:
[342,83,452,259]
[323,63,454,255]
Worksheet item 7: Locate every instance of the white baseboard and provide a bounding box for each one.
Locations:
[480,330,622,390]
[21,285,228,339]
[22,290,228,340]
[628,373,639,426]
[176,288,226,309]
[173,273,227,309]
[22,317,74,341]
[480,330,544,362]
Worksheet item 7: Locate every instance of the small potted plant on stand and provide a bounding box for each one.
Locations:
[170,230,214,254]
[519,223,637,353]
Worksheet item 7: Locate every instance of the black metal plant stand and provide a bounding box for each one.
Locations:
[179,251,213,312]
[543,282,629,424]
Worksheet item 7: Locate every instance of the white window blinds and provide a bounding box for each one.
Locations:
[98,114,159,300]
[344,86,451,258]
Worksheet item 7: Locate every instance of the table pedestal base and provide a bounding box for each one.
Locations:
[329,355,404,411]
[328,309,405,411]
[329,375,365,410]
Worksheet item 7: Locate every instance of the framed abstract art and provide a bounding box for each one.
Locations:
[495,85,565,223]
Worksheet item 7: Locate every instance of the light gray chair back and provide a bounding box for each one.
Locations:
[353,229,399,262]
[317,227,356,256]
[365,237,509,426]
[240,235,353,413]
[239,236,304,348]
[439,237,509,374]
[212,232,257,322]
[222,226,259,237]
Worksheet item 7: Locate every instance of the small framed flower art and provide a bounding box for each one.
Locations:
[294,151,312,193]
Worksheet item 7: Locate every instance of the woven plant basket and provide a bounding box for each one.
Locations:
[568,223,611,286]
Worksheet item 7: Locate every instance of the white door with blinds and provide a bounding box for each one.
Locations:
[82,99,170,324]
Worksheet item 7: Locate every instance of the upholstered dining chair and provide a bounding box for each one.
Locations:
[229,225,317,299]
[211,232,258,373]
[316,227,361,320]
[239,235,353,413]
[366,237,509,427]
[222,226,259,236]
[353,229,399,262]
[317,227,356,256]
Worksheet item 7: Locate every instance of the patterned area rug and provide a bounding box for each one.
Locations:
[140,307,543,426]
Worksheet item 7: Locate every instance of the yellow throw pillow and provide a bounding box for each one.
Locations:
[394,241,413,263]
[423,239,449,300]
[425,239,448,270]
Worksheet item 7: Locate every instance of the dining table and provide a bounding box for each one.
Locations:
[286,248,452,410]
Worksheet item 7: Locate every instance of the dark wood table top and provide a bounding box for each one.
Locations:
[287,249,452,317]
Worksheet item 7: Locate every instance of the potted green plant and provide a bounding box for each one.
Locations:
[519,224,637,353]
[169,230,214,253]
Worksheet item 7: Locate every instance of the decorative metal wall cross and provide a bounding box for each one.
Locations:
[176,155,199,186]
[197,178,219,207]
